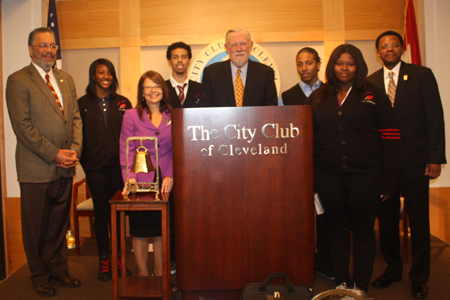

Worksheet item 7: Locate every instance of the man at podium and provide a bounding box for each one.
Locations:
[200,28,277,107]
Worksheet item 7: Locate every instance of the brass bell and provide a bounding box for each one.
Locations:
[131,145,154,174]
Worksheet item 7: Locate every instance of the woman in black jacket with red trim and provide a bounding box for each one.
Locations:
[308,44,401,298]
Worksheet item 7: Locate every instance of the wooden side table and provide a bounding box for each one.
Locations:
[110,191,171,300]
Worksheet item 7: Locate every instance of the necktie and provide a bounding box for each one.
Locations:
[46,74,64,115]
[235,69,244,107]
[177,83,187,106]
[387,71,396,107]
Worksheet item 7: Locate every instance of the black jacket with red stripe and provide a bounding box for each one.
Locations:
[308,81,401,195]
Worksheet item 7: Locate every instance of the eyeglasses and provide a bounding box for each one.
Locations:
[144,85,162,91]
[31,43,59,50]
[380,43,401,50]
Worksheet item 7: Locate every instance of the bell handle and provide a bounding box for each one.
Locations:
[135,145,148,153]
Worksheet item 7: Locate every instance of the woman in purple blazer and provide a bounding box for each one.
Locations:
[120,70,173,277]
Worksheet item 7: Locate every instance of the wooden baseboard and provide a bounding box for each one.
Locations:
[430,187,450,244]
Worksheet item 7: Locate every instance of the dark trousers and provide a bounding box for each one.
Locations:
[20,177,73,283]
[85,166,124,258]
[315,213,332,272]
[315,170,380,292]
[378,171,430,283]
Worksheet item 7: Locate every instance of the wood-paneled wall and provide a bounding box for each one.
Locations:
[55,0,404,102]
[0,1,9,278]
[58,0,403,46]
[4,198,25,274]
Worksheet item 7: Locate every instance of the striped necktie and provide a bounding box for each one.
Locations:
[235,69,244,107]
[387,71,396,107]
[46,74,64,115]
[177,83,187,106]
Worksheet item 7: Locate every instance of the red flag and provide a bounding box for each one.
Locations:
[403,0,422,66]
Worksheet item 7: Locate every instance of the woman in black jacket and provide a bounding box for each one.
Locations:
[308,44,400,298]
[78,58,132,281]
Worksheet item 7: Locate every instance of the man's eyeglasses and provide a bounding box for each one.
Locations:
[31,43,59,50]
[380,43,401,50]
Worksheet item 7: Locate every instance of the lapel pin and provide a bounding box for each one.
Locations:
[403,75,408,81]
[60,79,64,82]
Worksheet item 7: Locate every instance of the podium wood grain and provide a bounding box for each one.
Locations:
[172,106,314,297]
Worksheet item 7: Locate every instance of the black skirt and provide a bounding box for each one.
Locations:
[128,170,175,237]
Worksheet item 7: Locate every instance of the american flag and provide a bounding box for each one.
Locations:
[47,0,62,69]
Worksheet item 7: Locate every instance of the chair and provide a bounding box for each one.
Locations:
[72,178,95,255]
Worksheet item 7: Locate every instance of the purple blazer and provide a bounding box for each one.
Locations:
[120,108,173,184]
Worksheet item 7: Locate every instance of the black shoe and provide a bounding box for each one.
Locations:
[412,283,428,299]
[33,280,56,297]
[49,275,81,288]
[371,274,402,289]
[117,258,132,277]
[98,257,112,281]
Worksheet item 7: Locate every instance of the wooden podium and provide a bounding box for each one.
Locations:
[172,106,314,299]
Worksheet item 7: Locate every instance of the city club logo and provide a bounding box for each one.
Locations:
[188,39,281,97]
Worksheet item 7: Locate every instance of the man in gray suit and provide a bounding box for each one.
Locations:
[6,27,82,297]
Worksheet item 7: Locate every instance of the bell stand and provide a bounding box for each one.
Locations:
[125,136,160,198]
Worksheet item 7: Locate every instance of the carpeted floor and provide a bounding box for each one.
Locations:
[0,234,449,299]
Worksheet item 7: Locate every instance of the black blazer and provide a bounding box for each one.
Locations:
[200,59,277,107]
[368,61,446,182]
[78,93,132,172]
[282,81,322,105]
[309,82,400,195]
[165,79,202,108]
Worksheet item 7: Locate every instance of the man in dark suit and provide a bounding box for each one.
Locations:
[201,28,277,107]
[277,47,332,280]
[166,41,202,108]
[279,47,322,105]
[368,30,446,299]
[6,27,82,297]
[166,41,202,274]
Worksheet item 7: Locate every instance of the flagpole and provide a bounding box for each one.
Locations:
[47,0,62,70]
